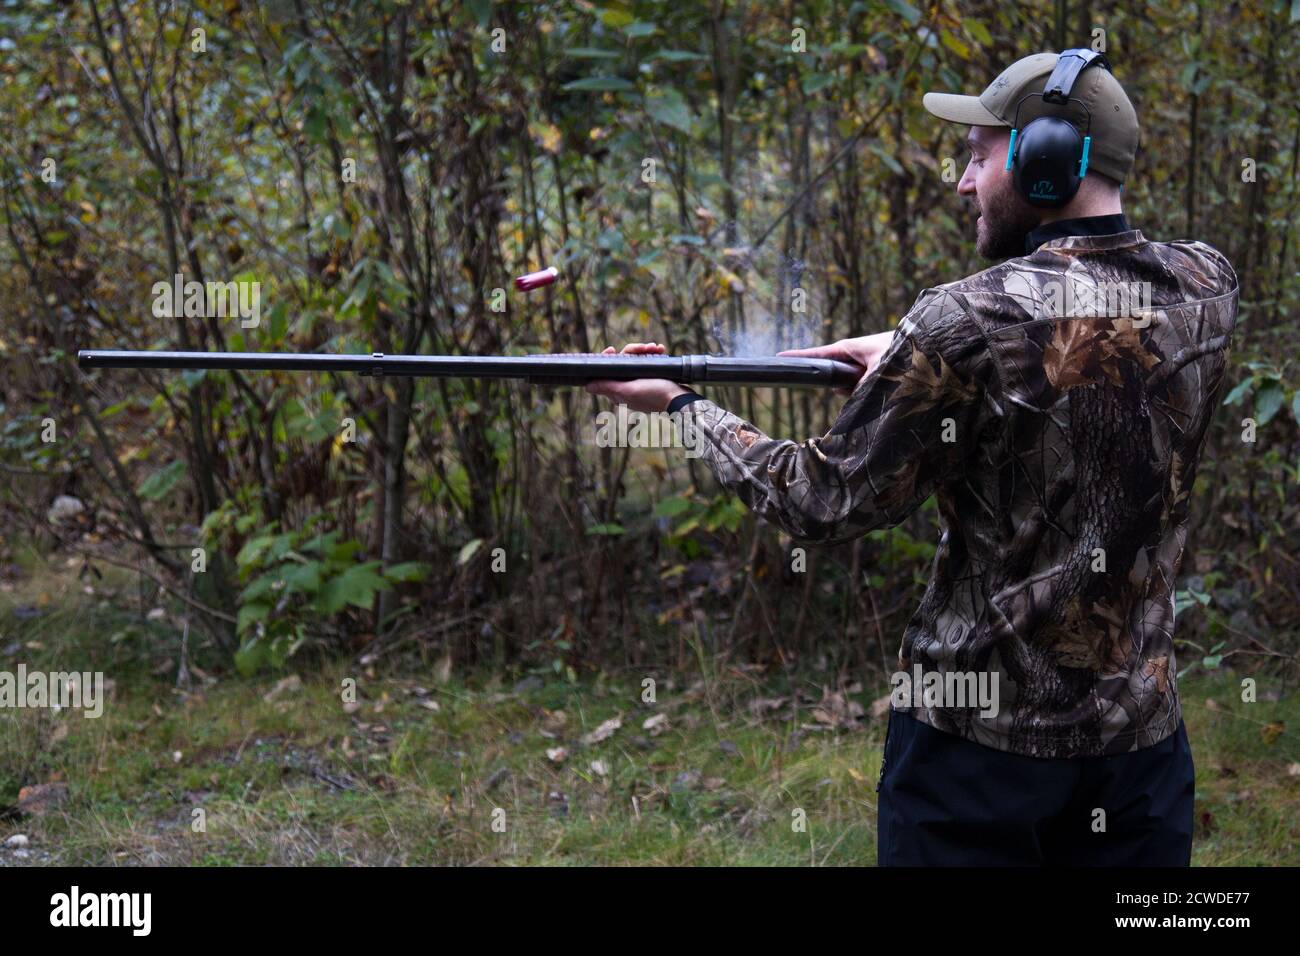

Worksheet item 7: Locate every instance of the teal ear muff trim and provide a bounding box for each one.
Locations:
[1079,135,1091,177]
[1005,128,1018,171]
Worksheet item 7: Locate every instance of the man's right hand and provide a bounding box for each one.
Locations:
[780,330,896,396]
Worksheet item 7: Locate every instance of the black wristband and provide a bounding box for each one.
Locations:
[667,391,705,414]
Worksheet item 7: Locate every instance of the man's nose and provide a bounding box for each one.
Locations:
[957,162,977,197]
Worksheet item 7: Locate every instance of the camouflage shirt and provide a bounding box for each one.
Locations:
[678,228,1239,758]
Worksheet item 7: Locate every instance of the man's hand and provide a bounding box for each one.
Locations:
[584,342,690,413]
[780,330,896,396]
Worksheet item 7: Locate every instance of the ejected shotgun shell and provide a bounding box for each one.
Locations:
[514,266,559,292]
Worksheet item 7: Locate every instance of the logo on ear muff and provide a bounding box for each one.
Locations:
[1005,49,1109,209]
[1029,180,1057,202]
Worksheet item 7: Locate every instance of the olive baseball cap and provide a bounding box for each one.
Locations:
[923,52,1139,183]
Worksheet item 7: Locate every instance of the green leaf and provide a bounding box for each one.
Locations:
[280,561,323,596]
[1255,379,1284,425]
[940,32,971,60]
[317,561,389,614]
[648,49,706,62]
[623,21,657,38]
[326,538,363,563]
[466,0,491,28]
[673,514,702,536]
[384,561,429,582]
[600,8,635,28]
[236,602,270,636]
[645,90,693,132]
[801,72,835,95]
[234,637,268,676]
[597,228,625,252]
[885,0,921,25]
[304,106,328,141]
[653,496,693,518]
[1290,391,1300,425]
[585,523,626,536]
[240,571,283,604]
[965,20,993,45]
[457,539,484,565]
[566,47,621,59]
[136,460,186,501]
[867,141,905,175]
[561,76,635,92]
[1221,376,1253,405]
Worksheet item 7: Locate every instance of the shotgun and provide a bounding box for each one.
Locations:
[76,350,862,389]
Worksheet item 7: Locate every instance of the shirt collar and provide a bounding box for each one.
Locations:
[1025,213,1131,254]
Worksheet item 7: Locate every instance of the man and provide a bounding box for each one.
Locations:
[587,51,1239,866]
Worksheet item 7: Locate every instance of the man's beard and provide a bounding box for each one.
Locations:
[975,174,1042,260]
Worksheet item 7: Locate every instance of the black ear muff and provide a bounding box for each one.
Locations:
[1004,49,1106,209]
[1011,116,1084,207]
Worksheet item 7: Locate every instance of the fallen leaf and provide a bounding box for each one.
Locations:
[435,653,453,684]
[581,715,622,746]
[16,783,68,817]
[262,674,302,703]
[746,696,788,716]
[642,713,668,736]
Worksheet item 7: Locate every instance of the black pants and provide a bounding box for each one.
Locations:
[876,710,1195,866]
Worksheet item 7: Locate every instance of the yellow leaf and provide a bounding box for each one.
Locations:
[531,121,562,154]
[715,266,745,295]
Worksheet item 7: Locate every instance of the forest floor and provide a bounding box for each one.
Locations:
[1,557,1297,866]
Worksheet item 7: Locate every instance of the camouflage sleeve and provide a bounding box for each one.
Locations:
[677,292,999,545]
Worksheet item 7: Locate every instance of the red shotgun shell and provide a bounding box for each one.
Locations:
[514,266,559,292]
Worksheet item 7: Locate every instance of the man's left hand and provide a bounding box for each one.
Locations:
[585,342,690,413]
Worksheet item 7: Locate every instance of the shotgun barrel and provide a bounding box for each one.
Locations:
[76,350,862,389]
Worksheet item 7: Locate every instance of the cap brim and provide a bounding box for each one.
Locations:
[922,92,1005,127]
